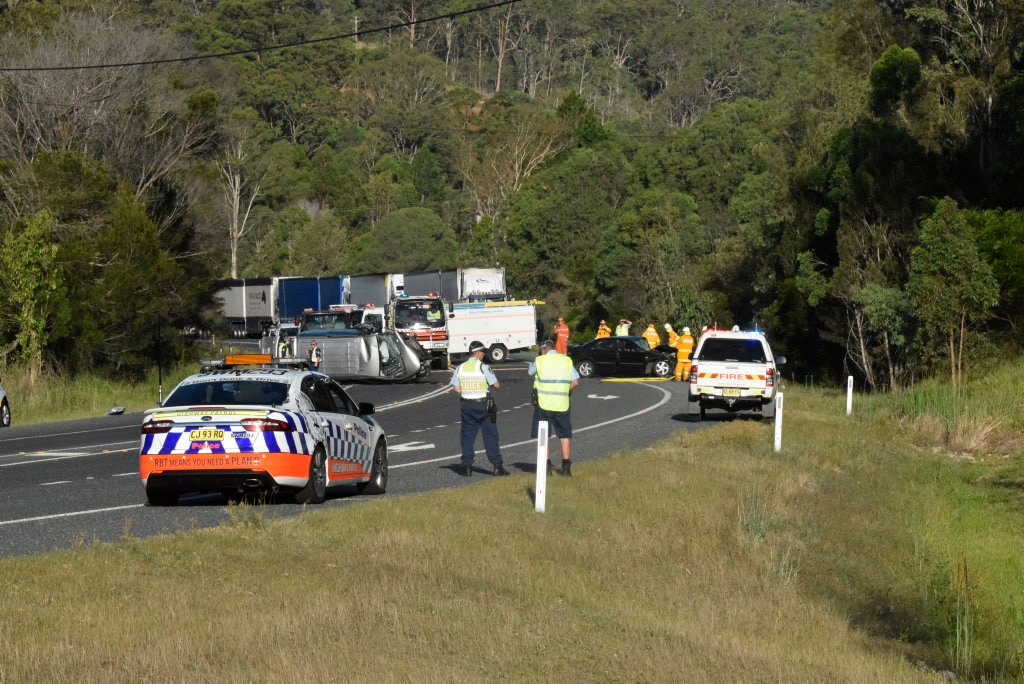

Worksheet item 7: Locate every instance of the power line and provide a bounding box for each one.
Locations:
[0,0,525,73]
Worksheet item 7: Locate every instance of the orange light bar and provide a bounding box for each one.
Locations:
[224,354,273,366]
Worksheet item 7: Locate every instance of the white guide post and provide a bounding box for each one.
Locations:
[846,376,854,416]
[773,393,784,453]
[535,421,549,513]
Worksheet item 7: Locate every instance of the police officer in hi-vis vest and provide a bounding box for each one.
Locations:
[450,341,509,476]
[529,339,580,476]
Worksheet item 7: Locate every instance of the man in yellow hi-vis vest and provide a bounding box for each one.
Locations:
[528,339,580,476]
[451,341,509,476]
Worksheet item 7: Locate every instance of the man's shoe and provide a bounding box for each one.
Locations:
[560,460,572,477]
[493,464,510,476]
[461,464,472,477]
[546,460,553,477]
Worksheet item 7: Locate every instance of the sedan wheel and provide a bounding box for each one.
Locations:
[577,360,595,378]
[0,399,9,428]
[652,359,672,377]
[357,440,388,495]
[295,446,327,504]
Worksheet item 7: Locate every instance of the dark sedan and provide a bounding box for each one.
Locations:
[567,335,674,378]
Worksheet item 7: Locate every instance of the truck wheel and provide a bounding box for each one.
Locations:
[486,344,508,364]
[577,360,595,378]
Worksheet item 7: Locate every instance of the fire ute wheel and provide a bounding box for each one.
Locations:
[684,395,702,423]
[486,344,508,364]
[576,360,595,378]
[762,397,776,422]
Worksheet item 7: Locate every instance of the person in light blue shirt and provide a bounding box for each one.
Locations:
[450,341,508,477]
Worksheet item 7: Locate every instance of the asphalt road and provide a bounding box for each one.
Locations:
[0,354,698,559]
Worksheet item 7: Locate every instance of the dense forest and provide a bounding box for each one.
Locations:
[1,0,1022,389]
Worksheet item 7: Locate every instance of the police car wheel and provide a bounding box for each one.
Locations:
[357,440,388,495]
[577,360,595,378]
[146,487,178,506]
[0,399,9,428]
[295,446,327,504]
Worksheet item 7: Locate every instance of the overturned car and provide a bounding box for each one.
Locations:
[271,307,430,383]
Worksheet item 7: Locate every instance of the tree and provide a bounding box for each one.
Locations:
[216,110,269,279]
[457,99,568,260]
[0,210,65,384]
[908,197,998,388]
[349,207,457,273]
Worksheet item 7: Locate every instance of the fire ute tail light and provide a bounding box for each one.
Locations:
[141,420,174,434]
[688,364,697,383]
[766,367,775,387]
[240,417,293,432]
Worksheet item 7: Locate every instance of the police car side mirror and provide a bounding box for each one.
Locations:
[358,402,375,416]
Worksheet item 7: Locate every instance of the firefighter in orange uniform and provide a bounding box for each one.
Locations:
[595,319,612,338]
[664,323,678,348]
[642,322,661,348]
[554,317,570,355]
[674,327,695,381]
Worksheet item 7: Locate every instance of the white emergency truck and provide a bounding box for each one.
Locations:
[446,300,540,364]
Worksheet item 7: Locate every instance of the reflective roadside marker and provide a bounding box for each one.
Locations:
[846,376,854,415]
[773,393,784,453]
[535,421,549,513]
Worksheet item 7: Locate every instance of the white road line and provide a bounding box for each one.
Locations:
[0,425,137,444]
[0,504,144,526]
[391,382,672,469]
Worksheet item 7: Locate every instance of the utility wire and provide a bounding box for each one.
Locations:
[0,0,525,73]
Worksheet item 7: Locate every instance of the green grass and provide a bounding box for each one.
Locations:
[1,360,1023,680]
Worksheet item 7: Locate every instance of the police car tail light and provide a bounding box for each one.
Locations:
[240,417,293,432]
[766,367,775,387]
[141,420,174,434]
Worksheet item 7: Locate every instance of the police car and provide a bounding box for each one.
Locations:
[139,355,387,505]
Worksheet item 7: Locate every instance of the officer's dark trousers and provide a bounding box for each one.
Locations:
[459,399,501,466]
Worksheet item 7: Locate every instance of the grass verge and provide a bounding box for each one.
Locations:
[1,362,1022,680]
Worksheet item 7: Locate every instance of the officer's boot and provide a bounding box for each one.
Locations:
[560,459,572,477]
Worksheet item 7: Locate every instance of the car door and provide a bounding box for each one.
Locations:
[320,379,373,476]
[613,338,648,375]
[589,338,618,374]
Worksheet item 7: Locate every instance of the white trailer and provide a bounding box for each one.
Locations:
[446,301,539,363]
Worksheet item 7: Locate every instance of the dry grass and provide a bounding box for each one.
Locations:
[2,379,1023,681]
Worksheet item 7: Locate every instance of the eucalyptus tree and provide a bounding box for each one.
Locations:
[908,197,998,388]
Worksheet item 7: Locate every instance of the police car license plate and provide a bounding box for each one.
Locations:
[722,388,741,397]
[189,428,225,440]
